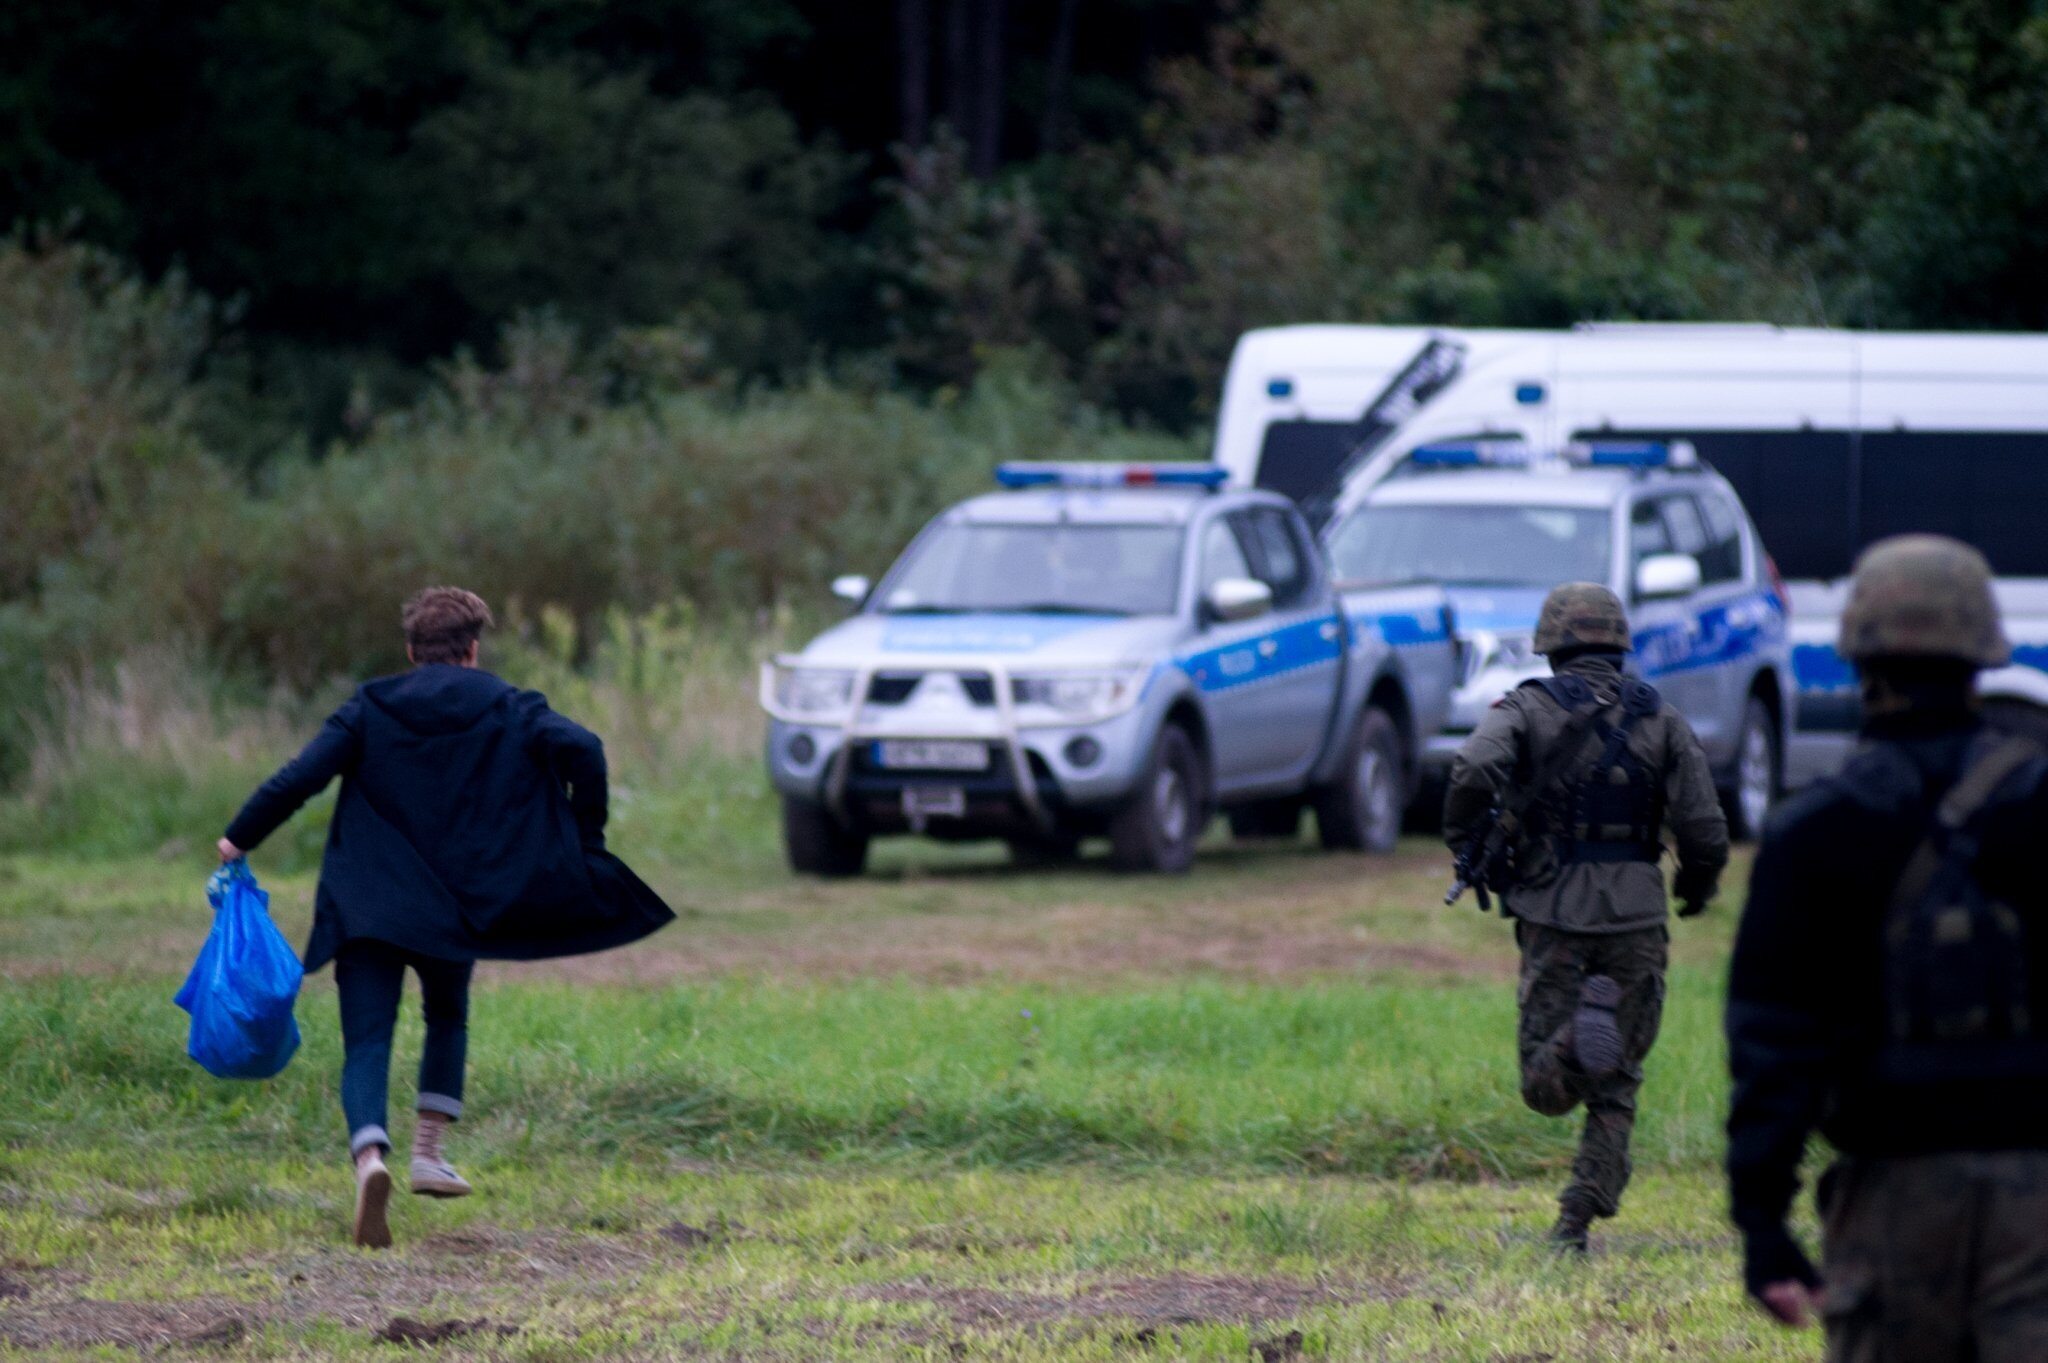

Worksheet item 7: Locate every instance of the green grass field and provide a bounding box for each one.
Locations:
[0,810,1822,1360]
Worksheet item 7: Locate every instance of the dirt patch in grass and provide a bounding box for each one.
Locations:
[857,1270,1364,1328]
[372,1315,514,1346]
[0,1226,656,1352]
[0,1297,254,1352]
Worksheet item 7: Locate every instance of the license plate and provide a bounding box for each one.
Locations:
[874,740,988,771]
[901,786,967,820]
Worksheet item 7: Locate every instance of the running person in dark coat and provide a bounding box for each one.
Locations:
[217,587,673,1248]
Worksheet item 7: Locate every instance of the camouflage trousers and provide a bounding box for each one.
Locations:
[1820,1152,2048,1363]
[1513,920,1668,1220]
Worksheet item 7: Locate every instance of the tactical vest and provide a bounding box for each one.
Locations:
[1529,673,1665,866]
[1875,731,2048,1083]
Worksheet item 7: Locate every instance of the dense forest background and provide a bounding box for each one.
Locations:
[3,0,2047,777]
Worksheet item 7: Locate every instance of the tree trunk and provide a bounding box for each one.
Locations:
[1040,0,1081,154]
[970,0,1005,176]
[945,0,971,142]
[898,0,931,147]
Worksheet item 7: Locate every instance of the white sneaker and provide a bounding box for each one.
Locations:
[353,1152,393,1248]
[410,1156,473,1199]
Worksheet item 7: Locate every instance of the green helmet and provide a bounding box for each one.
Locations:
[1533,582,1632,656]
[1839,533,2009,667]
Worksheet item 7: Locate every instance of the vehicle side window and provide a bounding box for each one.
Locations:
[1243,508,1314,608]
[1660,495,1709,558]
[1629,499,1673,565]
[1694,492,1746,585]
[1197,516,1254,597]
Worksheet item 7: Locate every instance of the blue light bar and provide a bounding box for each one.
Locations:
[1569,439,1697,468]
[1266,377,1295,398]
[995,462,1230,491]
[1408,440,1533,467]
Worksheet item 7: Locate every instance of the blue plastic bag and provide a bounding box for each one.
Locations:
[174,860,304,1079]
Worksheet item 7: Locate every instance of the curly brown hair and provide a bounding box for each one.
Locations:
[401,586,494,665]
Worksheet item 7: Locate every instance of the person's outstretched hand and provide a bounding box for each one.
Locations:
[217,838,244,863]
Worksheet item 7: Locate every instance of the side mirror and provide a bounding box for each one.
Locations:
[831,574,871,606]
[1635,553,1702,601]
[1205,577,1274,624]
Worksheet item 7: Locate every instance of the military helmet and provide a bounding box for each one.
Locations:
[1838,533,2008,667]
[1533,582,1632,656]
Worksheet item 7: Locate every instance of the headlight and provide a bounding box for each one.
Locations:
[766,664,857,720]
[1462,630,1538,683]
[1010,670,1147,725]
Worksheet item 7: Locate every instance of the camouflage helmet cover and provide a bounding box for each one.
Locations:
[1839,533,2009,667]
[1533,582,1632,656]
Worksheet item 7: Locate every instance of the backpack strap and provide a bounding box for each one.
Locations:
[1888,733,2044,921]
[1492,679,1613,844]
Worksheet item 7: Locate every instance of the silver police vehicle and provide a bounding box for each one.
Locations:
[763,463,1457,874]
[1323,439,1793,838]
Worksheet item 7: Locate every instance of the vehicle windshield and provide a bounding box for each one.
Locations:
[1327,503,1611,588]
[880,522,1185,616]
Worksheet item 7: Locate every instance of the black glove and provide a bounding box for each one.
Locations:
[1678,896,1709,919]
[1740,1222,1822,1302]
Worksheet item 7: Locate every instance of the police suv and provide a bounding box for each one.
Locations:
[1323,438,1792,838]
[762,463,1457,875]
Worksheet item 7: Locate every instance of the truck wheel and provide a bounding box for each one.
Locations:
[1109,725,1203,874]
[1722,696,1780,842]
[783,797,869,877]
[1228,799,1302,841]
[1314,707,1404,854]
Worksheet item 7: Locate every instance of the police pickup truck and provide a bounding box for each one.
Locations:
[1323,439,1792,838]
[762,463,1457,875]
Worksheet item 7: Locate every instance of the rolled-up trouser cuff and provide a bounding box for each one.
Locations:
[416,1092,463,1120]
[350,1124,391,1157]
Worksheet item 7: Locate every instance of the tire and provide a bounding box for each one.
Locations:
[782,797,869,877]
[1722,696,1780,842]
[1313,707,1404,854]
[1108,725,1204,874]
[1227,799,1302,841]
[1007,832,1083,867]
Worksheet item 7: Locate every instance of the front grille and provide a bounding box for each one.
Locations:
[865,672,996,706]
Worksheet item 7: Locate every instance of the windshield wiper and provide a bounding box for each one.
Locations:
[881,604,971,615]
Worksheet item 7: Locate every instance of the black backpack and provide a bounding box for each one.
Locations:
[1877,731,2048,1082]
[1529,673,1666,866]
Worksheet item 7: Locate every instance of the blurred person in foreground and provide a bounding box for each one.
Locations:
[1727,534,2048,1359]
[1445,582,1728,1252]
[217,587,674,1248]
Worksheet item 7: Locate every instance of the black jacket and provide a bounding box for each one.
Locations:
[225,665,674,970]
[1724,708,2048,1284]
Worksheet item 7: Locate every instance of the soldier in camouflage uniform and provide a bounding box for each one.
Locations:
[1727,535,2048,1360]
[1446,583,1729,1251]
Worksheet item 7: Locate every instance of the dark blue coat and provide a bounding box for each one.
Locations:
[225,665,674,970]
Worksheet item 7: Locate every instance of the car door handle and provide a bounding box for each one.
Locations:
[1258,639,1279,658]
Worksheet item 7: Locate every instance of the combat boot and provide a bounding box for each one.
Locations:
[1549,1203,1593,1255]
[1570,974,1625,1078]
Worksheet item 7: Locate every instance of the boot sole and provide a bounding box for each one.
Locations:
[353,1166,393,1249]
[410,1179,472,1199]
[1571,975,1626,1078]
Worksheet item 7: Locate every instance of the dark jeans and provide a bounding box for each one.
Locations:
[334,940,474,1156]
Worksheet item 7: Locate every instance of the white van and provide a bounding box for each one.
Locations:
[1214,323,2048,785]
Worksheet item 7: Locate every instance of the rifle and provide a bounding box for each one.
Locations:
[1444,692,1611,913]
